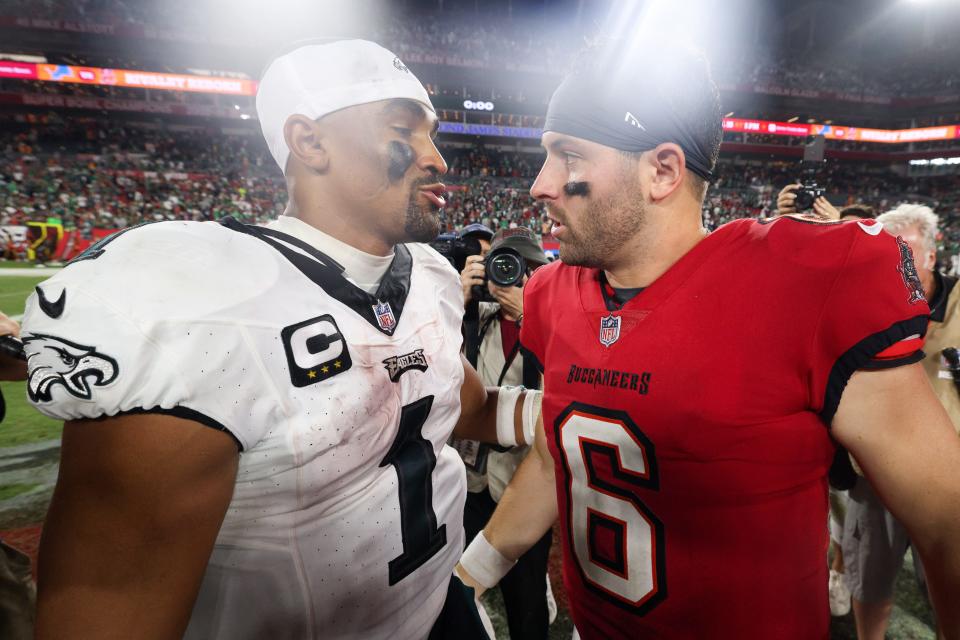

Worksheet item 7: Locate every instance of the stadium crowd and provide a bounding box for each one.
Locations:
[3,115,960,258]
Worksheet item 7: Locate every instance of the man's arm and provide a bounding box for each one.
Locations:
[36,414,239,640]
[456,408,558,597]
[833,363,960,638]
[453,355,533,446]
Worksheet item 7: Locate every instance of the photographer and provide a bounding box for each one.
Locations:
[458,223,494,305]
[776,182,841,220]
[455,227,554,639]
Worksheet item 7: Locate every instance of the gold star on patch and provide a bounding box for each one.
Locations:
[321,365,330,374]
[307,370,317,379]
[334,360,342,369]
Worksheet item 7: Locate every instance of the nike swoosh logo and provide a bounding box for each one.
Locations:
[857,220,884,236]
[36,286,66,319]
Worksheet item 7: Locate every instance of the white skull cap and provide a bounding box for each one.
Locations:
[257,39,434,175]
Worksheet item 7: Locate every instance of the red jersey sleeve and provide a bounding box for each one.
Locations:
[812,223,930,424]
[519,263,555,374]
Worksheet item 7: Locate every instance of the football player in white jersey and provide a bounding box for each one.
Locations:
[17,40,542,640]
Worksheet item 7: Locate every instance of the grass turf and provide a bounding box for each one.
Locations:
[0,274,48,318]
[0,275,64,447]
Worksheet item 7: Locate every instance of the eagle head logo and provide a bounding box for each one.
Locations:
[22,333,118,403]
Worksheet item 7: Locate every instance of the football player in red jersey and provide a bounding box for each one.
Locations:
[457,39,960,639]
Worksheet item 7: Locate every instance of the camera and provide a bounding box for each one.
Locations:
[793,181,824,212]
[485,247,527,288]
[793,158,825,212]
[429,233,483,273]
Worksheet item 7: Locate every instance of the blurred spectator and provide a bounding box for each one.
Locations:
[841,204,958,640]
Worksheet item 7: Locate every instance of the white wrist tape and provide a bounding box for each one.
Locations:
[460,531,516,590]
[521,389,542,447]
[496,386,523,447]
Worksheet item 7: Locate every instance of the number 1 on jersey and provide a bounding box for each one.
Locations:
[556,403,667,613]
[380,396,447,585]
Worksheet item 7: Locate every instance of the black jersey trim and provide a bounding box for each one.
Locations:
[67,220,161,265]
[858,351,926,371]
[257,225,348,273]
[219,217,412,336]
[820,314,929,426]
[100,405,243,451]
[519,343,544,374]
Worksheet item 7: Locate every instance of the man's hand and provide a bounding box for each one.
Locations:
[490,283,523,320]
[460,255,485,305]
[776,183,801,216]
[811,197,840,221]
[0,311,20,339]
[0,311,26,381]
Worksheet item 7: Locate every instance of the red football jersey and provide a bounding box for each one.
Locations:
[519,217,929,639]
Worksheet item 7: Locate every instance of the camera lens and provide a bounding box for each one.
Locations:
[794,189,814,211]
[487,252,525,287]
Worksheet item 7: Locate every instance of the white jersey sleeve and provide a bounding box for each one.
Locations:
[21,222,278,450]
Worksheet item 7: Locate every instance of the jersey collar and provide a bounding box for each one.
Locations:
[578,224,737,320]
[219,217,412,336]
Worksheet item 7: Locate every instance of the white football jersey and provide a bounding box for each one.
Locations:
[22,218,468,640]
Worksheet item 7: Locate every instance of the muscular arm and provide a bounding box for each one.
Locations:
[833,364,960,638]
[452,355,532,446]
[36,414,239,640]
[457,408,558,596]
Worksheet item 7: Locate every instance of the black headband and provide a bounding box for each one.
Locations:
[544,71,716,182]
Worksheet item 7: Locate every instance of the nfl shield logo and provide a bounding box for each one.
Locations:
[599,314,621,347]
[373,301,397,333]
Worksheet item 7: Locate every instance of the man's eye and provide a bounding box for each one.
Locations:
[564,153,581,164]
[393,127,413,137]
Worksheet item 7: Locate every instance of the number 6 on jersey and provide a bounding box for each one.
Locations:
[556,403,666,613]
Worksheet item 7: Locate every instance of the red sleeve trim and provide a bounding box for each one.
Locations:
[872,335,925,361]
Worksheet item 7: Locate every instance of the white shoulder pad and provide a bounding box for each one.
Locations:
[21,221,280,450]
[407,241,465,323]
[410,242,460,279]
[409,242,461,293]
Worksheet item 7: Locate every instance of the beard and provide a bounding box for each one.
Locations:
[402,179,443,243]
[555,174,645,269]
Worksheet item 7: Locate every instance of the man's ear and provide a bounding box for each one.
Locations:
[283,114,329,173]
[648,143,686,202]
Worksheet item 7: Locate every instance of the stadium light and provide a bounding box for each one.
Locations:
[910,157,960,165]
